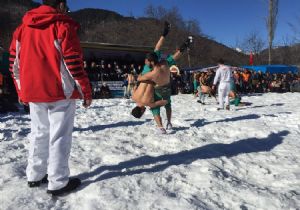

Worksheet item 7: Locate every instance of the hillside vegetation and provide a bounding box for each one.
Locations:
[1,0,298,67]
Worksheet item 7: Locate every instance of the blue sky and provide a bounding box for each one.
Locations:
[34,0,300,48]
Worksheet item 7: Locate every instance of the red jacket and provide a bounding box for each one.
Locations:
[9,5,91,102]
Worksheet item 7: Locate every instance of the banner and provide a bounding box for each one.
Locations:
[249,52,254,65]
[91,81,124,98]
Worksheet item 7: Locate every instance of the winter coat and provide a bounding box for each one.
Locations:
[9,5,91,102]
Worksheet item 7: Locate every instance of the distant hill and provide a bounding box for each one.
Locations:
[258,44,300,66]
[5,1,299,67]
[0,0,40,49]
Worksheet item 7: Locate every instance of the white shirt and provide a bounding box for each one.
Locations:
[213,64,232,85]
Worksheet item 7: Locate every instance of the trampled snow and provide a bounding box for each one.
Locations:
[0,93,299,210]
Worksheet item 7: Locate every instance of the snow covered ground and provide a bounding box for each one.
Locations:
[0,93,300,210]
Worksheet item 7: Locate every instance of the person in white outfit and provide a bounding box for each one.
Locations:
[212,59,232,110]
[9,0,92,196]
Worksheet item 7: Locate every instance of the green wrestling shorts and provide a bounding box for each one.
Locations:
[150,84,172,116]
[230,80,237,92]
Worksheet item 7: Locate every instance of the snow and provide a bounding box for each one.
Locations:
[0,93,300,210]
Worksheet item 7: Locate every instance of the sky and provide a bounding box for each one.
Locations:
[1,93,300,209]
[34,0,300,48]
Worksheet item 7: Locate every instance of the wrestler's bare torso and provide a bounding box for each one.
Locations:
[132,63,170,106]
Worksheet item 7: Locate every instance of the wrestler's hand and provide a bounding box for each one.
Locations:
[83,99,92,108]
[162,21,171,37]
[19,98,29,106]
[179,36,193,52]
[137,75,146,82]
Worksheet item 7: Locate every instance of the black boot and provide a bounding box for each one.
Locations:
[47,178,81,196]
[28,174,48,188]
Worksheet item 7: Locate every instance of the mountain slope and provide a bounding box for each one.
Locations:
[1,1,248,66]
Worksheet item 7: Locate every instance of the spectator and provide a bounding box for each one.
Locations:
[170,65,181,95]
[137,65,142,74]
[242,70,251,93]
[265,72,273,92]
[127,71,136,98]
[100,82,112,98]
[9,0,92,196]
[193,72,199,95]
[122,74,129,98]
[115,64,123,80]
[232,70,242,93]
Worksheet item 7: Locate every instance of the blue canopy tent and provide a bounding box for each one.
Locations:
[242,65,298,74]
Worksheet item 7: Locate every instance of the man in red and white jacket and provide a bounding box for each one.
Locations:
[9,0,92,196]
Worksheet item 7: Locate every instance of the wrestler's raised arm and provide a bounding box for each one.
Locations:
[172,36,194,61]
[137,70,157,82]
[154,21,171,51]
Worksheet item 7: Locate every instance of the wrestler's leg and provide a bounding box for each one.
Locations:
[151,107,166,134]
[164,101,173,130]
[148,99,168,108]
[153,114,163,128]
[151,106,161,124]
[166,107,171,123]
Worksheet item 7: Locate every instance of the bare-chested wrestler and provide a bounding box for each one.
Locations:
[132,34,193,134]
[131,21,172,119]
[131,53,169,118]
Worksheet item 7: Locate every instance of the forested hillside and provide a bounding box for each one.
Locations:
[4,0,298,66]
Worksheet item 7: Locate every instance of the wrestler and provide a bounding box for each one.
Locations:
[135,38,192,134]
[131,21,193,134]
[131,53,168,118]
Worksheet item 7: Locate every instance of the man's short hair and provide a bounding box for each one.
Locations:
[217,58,225,64]
[145,52,159,65]
[43,0,66,7]
[131,106,145,119]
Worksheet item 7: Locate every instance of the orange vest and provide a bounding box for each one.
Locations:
[242,72,250,82]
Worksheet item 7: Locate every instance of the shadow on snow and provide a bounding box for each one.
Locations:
[191,114,260,127]
[78,130,289,189]
[74,119,151,132]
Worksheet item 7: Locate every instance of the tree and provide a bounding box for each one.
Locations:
[185,19,201,35]
[288,16,300,43]
[266,0,279,64]
[242,31,265,64]
[144,5,201,35]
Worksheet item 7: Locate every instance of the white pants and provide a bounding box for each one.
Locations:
[218,82,230,109]
[26,99,76,190]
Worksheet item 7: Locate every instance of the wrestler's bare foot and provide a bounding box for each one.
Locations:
[157,127,167,134]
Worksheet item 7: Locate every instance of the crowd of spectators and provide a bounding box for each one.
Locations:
[84,59,143,81]
[191,68,300,95]
[231,69,299,93]
[92,82,112,99]
[83,58,300,97]
[2,55,300,113]
[0,72,19,113]
[83,58,191,98]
